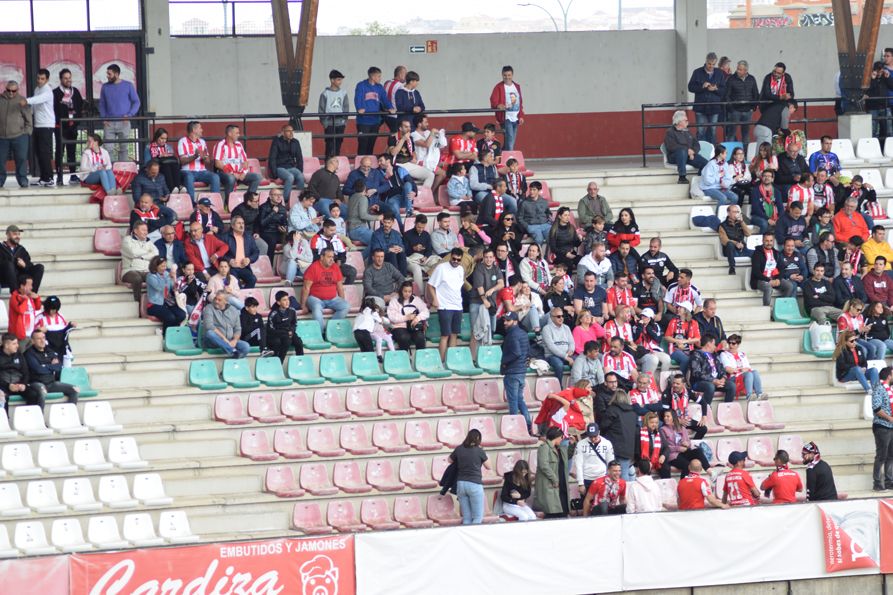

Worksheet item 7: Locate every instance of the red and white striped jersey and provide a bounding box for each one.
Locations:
[629,386,661,408]
[604,319,634,343]
[178,136,209,172]
[606,286,637,309]
[213,141,248,174]
[787,184,814,211]
[602,351,637,379]
[384,79,404,107]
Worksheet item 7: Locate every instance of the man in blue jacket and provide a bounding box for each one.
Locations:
[687,52,725,145]
[222,215,259,288]
[501,311,531,431]
[354,67,396,156]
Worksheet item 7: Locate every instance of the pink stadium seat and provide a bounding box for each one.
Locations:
[473,380,507,411]
[698,439,720,466]
[410,384,446,414]
[539,180,554,202]
[167,194,193,220]
[394,496,435,528]
[716,437,753,468]
[273,428,312,459]
[528,448,538,474]
[688,404,723,435]
[334,156,351,183]
[303,157,321,178]
[247,392,286,423]
[655,478,678,510]
[306,426,346,457]
[427,494,462,526]
[102,195,132,223]
[372,421,410,453]
[213,394,252,425]
[747,401,785,430]
[481,495,500,523]
[747,436,776,467]
[300,463,338,496]
[346,250,365,280]
[250,256,280,284]
[365,459,403,492]
[715,402,755,432]
[481,463,502,486]
[313,389,350,420]
[239,430,278,461]
[93,228,122,256]
[501,415,537,446]
[292,502,333,534]
[269,286,296,308]
[778,435,804,464]
[227,190,246,212]
[496,451,523,475]
[431,454,451,481]
[360,498,400,530]
[339,423,378,455]
[265,465,305,498]
[280,390,319,421]
[346,387,384,418]
[437,418,466,448]
[327,500,367,532]
[435,185,459,212]
[196,192,227,219]
[535,377,561,402]
[344,284,363,312]
[469,416,507,447]
[246,158,271,185]
[240,288,270,316]
[442,381,478,412]
[714,472,727,498]
[333,461,373,494]
[502,151,533,176]
[399,457,437,489]
[378,385,414,416]
[404,420,441,451]
[415,186,440,213]
[522,382,539,411]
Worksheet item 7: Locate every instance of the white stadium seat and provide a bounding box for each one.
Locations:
[856,137,889,164]
[0,411,17,439]
[62,477,102,512]
[159,510,199,544]
[0,484,29,517]
[746,142,757,161]
[122,513,165,547]
[37,441,77,474]
[689,176,706,199]
[0,301,7,332]
[690,205,715,232]
[72,439,113,472]
[51,518,92,553]
[0,525,19,557]
[2,443,40,477]
[12,405,51,437]
[107,436,148,469]
[746,234,763,251]
[82,401,122,433]
[87,516,129,549]
[98,475,138,509]
[831,138,865,167]
[858,169,893,197]
[132,473,173,506]
[48,403,87,435]
[885,137,893,159]
[15,521,57,555]
[26,480,66,514]
[806,139,821,161]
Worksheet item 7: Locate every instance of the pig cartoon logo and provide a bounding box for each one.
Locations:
[299,554,339,595]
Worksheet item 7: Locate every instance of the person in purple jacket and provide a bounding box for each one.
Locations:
[354,66,395,156]
[98,64,140,163]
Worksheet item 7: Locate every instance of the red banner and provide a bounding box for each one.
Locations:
[820,503,879,573]
[0,554,69,594]
[879,498,893,573]
[69,535,355,595]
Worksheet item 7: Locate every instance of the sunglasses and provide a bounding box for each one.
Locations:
[728,340,739,345]
[450,257,461,263]
[504,217,514,221]
[552,315,564,319]
[847,339,857,344]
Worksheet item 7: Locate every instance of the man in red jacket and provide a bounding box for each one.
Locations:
[184,221,228,281]
[489,66,525,151]
[864,256,893,307]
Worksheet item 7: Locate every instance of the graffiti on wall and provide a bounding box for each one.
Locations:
[799,12,835,27]
[752,16,792,28]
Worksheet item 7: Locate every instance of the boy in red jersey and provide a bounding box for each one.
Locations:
[722,451,760,507]
[760,450,803,504]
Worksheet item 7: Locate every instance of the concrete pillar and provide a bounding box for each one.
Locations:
[837,113,872,145]
[675,0,708,103]
[143,0,173,115]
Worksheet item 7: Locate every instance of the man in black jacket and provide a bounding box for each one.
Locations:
[722,60,759,142]
[750,232,795,306]
[688,334,735,407]
[802,263,842,323]
[833,261,868,308]
[775,141,809,196]
[53,68,83,185]
[0,224,44,293]
[760,62,795,106]
[687,52,725,144]
[640,237,678,287]
[801,442,838,501]
[24,330,78,403]
[268,124,305,201]
[266,290,304,362]
[693,298,726,349]
[0,333,45,411]
[258,189,289,260]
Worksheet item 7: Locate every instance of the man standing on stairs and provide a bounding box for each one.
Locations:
[750,232,795,307]
[0,80,32,189]
[53,68,83,185]
[22,68,55,187]
[0,224,44,294]
[802,263,842,324]
[501,311,532,432]
[872,367,893,492]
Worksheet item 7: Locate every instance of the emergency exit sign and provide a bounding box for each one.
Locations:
[409,40,438,54]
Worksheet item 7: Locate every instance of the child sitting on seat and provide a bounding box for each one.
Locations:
[35,295,77,367]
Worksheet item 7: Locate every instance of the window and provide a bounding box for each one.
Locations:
[170,0,303,37]
[0,0,141,32]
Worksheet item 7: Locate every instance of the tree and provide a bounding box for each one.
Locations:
[518,0,575,32]
[348,21,409,36]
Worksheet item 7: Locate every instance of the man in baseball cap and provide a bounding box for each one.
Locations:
[802,441,838,501]
[193,196,223,235]
[1,223,44,292]
[574,421,615,496]
[721,451,760,507]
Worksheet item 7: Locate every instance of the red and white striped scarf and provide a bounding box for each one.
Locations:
[493,194,504,218]
[606,320,633,342]
[770,75,787,97]
[670,389,689,417]
[640,427,662,467]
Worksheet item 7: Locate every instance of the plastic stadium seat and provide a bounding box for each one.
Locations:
[689,205,716,232]
[98,475,138,509]
[399,457,437,489]
[404,420,441,451]
[303,157,321,178]
[0,525,16,557]
[655,478,678,511]
[443,381,479,412]
[352,352,389,382]
[2,443,40,476]
[0,484,27,516]
[287,356,325,385]
[372,421,410,453]
[280,390,319,421]
[108,436,148,469]
[747,401,785,430]
[716,437,752,468]
[190,360,228,390]
[320,353,358,383]
[13,406,52,437]
[300,463,338,496]
[16,521,57,555]
[415,348,452,378]
[425,316,442,343]
[268,286,296,309]
[802,329,834,358]
[469,416,507,447]
[197,191,226,217]
[772,298,811,325]
[502,150,534,175]
[415,186,440,213]
[167,193,193,220]
[159,510,200,544]
[427,494,462,526]
[132,473,173,506]
[747,436,776,467]
[361,498,400,530]
[687,404,723,435]
[346,387,384,418]
[123,513,166,547]
[306,426,346,457]
[265,466,305,498]
[459,314,472,341]
[383,350,421,380]
[72,439,113,472]
[37,441,77,474]
[431,454,451,482]
[240,430,278,461]
[328,500,368,532]
[501,415,537,446]
[101,194,133,223]
[296,320,331,350]
[481,463,502,486]
[437,418,466,448]
[0,410,14,439]
[476,345,502,374]
[61,478,101,512]
[715,402,755,432]
[325,319,358,349]
[214,394,252,425]
[43,405,80,437]
[473,380,508,411]
[339,423,377,456]
[394,496,435,528]
[51,518,92,553]
[378,384,415,415]
[496,450,523,475]
[334,461,373,494]
[273,428,312,459]
[410,384,446,414]
[250,255,281,284]
[239,289,270,317]
[535,377,561,402]
[313,389,350,420]
[831,138,864,166]
[366,459,403,492]
[256,358,293,388]
[346,250,365,279]
[344,284,364,312]
[333,156,351,183]
[227,190,247,212]
[292,502,333,534]
[778,435,804,464]
[164,326,201,356]
[247,391,287,423]
[93,227,122,256]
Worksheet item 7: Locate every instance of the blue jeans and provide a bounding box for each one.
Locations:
[545,354,566,387]
[349,227,373,258]
[276,167,305,201]
[667,148,708,178]
[181,170,221,203]
[694,112,719,144]
[0,135,29,187]
[84,170,116,194]
[751,217,769,234]
[204,330,249,358]
[524,223,552,246]
[741,370,763,395]
[725,110,753,143]
[883,339,893,355]
[456,480,485,525]
[671,350,691,374]
[284,259,304,283]
[703,188,738,206]
[504,373,531,428]
[219,171,262,196]
[306,295,349,332]
[857,338,886,361]
[229,265,257,289]
[723,244,753,269]
[503,120,519,151]
[842,366,880,392]
[617,458,636,483]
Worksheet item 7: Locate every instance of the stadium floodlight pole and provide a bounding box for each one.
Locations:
[271,0,320,130]
[831,0,883,113]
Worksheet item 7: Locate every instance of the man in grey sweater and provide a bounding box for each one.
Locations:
[203,291,249,358]
[318,69,349,159]
[542,307,575,387]
[517,181,552,245]
[571,340,606,387]
[363,248,405,309]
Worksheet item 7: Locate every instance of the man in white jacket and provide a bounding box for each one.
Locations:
[574,422,614,497]
[626,460,665,513]
[23,68,55,186]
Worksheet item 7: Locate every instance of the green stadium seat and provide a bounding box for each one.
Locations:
[772,297,810,325]
[802,329,833,358]
[325,319,358,349]
[476,345,502,374]
[164,327,201,356]
[352,352,390,381]
[415,349,452,379]
[287,356,325,385]
[320,353,358,383]
[459,313,472,341]
[223,359,261,389]
[296,320,331,350]
[189,360,228,390]
[446,347,484,376]
[256,357,293,387]
[383,350,421,380]
[425,316,441,343]
[59,367,99,397]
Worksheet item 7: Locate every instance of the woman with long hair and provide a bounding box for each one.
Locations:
[834,329,880,393]
[838,298,886,360]
[864,301,893,355]
[543,274,575,328]
[728,146,752,204]
[519,243,551,297]
[500,460,536,521]
[387,280,430,351]
[749,141,778,180]
[547,207,580,270]
[534,426,571,518]
[658,409,711,478]
[144,127,181,191]
[79,133,116,194]
[206,259,244,309]
[494,211,523,255]
[572,309,606,355]
[606,208,641,251]
[698,145,738,206]
[449,429,490,525]
[279,230,313,284]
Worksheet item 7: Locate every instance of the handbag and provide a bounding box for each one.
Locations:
[863,393,875,422]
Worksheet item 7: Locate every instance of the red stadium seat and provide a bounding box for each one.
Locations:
[496,450,523,475]
[292,503,332,534]
[334,156,351,183]
[715,437,752,468]
[502,150,534,176]
[501,415,537,446]
[313,389,350,420]
[528,446,538,474]
[747,401,785,430]
[273,428,312,459]
[247,392,286,423]
[344,284,363,312]
[280,390,318,421]
[250,255,280,284]
[246,158,271,185]
[394,496,435,528]
[346,386,384,418]
[431,454,450,481]
[442,381,478,412]
[365,459,403,492]
[213,394,252,425]
[535,377,561,402]
[427,495,462,526]
[410,385,446,414]
[306,426,346,457]
[328,500,367,532]
[238,288,269,316]
[113,161,139,173]
[399,457,437,489]
[747,436,776,467]
[372,422,410,453]
[360,498,400,531]
[303,157,321,178]
[437,418,466,448]
[102,195,133,223]
[346,250,365,280]
[481,463,502,486]
[655,478,678,510]
[334,461,373,494]
[167,193,193,221]
[777,435,804,464]
[473,380,508,411]
[688,404,723,435]
[339,423,378,455]
[93,228,122,256]
[239,430,277,461]
[265,466,305,498]
[300,463,338,496]
[378,385,414,416]
[227,191,246,212]
[469,416,507,447]
[436,185,460,212]
[404,420,441,451]
[414,187,440,213]
[715,402,755,432]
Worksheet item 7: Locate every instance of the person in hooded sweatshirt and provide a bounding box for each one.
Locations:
[626,459,664,513]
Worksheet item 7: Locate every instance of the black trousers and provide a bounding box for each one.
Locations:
[0,261,44,292]
[42,381,78,404]
[392,327,426,351]
[260,231,283,260]
[4,383,46,411]
[356,123,382,155]
[660,448,710,479]
[324,124,345,159]
[268,330,304,362]
[354,329,375,353]
[157,156,182,190]
[55,123,78,175]
[34,127,54,182]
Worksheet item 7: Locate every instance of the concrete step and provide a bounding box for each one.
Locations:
[54,299,138,320]
[2,203,99,223]
[89,367,186,391]
[73,332,163,355]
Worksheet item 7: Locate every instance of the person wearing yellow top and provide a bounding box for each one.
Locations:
[863,225,893,272]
